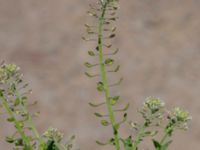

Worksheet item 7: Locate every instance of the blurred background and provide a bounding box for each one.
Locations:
[0,0,200,149]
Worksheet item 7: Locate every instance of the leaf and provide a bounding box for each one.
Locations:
[46,140,61,150]
[122,136,133,150]
[153,139,161,150]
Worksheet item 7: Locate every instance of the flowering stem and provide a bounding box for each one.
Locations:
[0,95,33,149]
[160,124,174,145]
[15,91,45,149]
[97,1,120,150]
[132,124,146,150]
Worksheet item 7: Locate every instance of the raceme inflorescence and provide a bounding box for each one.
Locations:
[0,63,76,150]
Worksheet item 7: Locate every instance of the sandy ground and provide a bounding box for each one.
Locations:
[0,0,200,149]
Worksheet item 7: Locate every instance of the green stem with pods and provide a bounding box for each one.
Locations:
[97,1,120,150]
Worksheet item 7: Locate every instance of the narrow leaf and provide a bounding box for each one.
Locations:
[153,139,161,149]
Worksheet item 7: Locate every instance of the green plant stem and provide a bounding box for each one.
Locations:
[160,133,168,145]
[160,125,174,145]
[0,95,33,149]
[97,1,120,150]
[16,92,45,149]
[132,124,146,150]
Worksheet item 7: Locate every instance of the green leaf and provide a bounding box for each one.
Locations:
[153,139,161,150]
[46,140,59,150]
[122,136,133,150]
